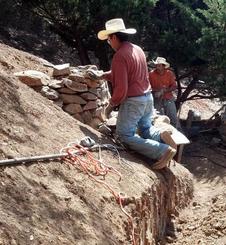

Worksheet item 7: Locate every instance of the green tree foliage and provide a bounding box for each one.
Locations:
[197,0,226,99]
[0,0,23,27]
[0,0,43,34]
[144,0,203,66]
[143,0,226,104]
[1,0,226,103]
[142,0,206,106]
[21,0,157,70]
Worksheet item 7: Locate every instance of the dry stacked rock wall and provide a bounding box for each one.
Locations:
[14,64,110,129]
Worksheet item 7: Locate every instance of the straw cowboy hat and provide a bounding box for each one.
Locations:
[97,18,136,40]
[153,57,170,68]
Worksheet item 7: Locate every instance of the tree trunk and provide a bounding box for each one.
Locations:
[94,43,110,71]
[75,37,91,65]
[50,25,91,65]
[174,68,182,110]
[179,78,198,103]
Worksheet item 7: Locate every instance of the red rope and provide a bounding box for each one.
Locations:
[61,143,136,245]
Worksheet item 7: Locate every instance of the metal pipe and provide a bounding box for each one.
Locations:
[0,144,124,167]
[0,146,97,167]
[0,152,68,166]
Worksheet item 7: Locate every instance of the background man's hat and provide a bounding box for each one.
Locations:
[97,18,136,40]
[153,57,170,68]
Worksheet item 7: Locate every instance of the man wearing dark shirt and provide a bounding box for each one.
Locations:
[97,18,176,169]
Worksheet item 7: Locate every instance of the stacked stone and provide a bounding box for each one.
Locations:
[14,64,110,129]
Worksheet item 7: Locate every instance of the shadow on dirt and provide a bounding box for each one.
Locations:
[182,132,226,185]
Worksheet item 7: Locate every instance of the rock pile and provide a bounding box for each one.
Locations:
[14,63,110,129]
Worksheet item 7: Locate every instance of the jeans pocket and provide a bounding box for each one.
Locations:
[117,101,144,136]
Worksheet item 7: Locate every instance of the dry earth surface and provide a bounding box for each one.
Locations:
[166,83,226,244]
[169,138,226,245]
[0,43,225,245]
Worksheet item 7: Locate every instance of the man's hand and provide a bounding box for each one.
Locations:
[104,103,114,119]
[154,89,165,98]
[85,69,104,80]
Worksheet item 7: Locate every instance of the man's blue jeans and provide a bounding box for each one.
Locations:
[116,93,168,160]
[154,98,179,129]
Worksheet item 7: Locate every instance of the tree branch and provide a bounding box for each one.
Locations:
[186,94,219,101]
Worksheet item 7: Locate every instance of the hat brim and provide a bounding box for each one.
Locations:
[97,28,136,40]
[153,61,170,68]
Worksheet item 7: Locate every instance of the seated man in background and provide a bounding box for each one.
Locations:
[149,57,180,129]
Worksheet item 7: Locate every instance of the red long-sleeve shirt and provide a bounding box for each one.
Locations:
[104,42,151,106]
[149,69,177,100]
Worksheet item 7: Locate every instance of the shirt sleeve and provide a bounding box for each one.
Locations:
[110,56,128,106]
[149,72,158,91]
[169,71,177,88]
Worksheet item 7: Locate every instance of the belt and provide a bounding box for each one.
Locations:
[128,91,151,98]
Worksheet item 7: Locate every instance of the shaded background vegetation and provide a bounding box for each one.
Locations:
[0,0,225,106]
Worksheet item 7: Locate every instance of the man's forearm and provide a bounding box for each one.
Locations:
[164,85,177,92]
[103,71,112,81]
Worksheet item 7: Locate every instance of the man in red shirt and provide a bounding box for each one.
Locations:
[149,57,179,129]
[97,19,176,169]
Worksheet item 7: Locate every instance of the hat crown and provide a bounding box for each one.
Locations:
[153,57,170,68]
[156,57,167,64]
[105,18,126,31]
[97,18,136,40]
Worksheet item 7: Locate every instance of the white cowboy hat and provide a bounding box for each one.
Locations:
[97,18,136,40]
[153,57,170,68]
